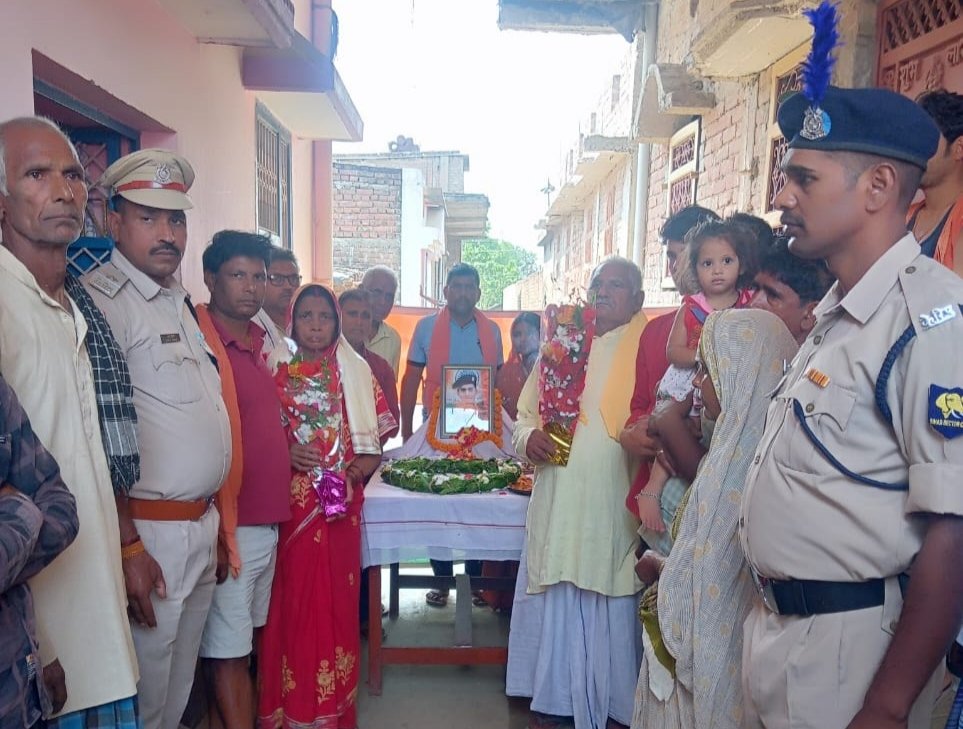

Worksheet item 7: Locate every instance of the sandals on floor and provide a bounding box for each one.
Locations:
[471,592,489,607]
[425,590,449,607]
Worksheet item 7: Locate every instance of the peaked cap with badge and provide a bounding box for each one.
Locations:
[453,370,479,389]
[98,148,195,210]
[776,1,939,170]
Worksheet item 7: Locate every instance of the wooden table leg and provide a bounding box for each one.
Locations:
[389,562,400,617]
[367,564,383,695]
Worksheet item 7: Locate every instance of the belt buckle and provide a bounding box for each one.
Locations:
[750,566,780,615]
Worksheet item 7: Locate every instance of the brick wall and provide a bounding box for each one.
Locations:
[333,163,402,287]
[638,0,871,307]
[333,152,467,193]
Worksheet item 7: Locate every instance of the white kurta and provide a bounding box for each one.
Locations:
[0,247,138,715]
[508,321,643,726]
[512,321,642,597]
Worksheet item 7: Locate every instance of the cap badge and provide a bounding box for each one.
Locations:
[154,163,173,185]
[800,106,831,140]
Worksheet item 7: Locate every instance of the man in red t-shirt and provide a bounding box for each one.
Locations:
[197,231,292,729]
[620,206,720,517]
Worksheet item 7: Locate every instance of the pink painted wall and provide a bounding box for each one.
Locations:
[0,0,318,298]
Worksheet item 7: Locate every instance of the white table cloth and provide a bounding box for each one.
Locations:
[361,473,529,568]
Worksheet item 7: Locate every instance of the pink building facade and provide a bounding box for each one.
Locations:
[0,0,361,297]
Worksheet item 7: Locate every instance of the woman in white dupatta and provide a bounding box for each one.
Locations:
[631,309,798,729]
[258,284,396,729]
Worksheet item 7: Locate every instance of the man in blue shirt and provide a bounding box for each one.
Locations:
[399,263,503,607]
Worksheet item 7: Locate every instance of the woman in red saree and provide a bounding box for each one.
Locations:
[258,284,396,729]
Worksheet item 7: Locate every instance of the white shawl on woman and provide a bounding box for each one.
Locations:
[657,309,798,729]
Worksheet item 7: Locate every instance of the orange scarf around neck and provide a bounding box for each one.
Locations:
[908,195,963,271]
[424,307,499,407]
[196,304,245,578]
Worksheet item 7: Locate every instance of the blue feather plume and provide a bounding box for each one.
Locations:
[801,1,840,107]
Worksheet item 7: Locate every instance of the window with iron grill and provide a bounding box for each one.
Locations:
[256,104,292,249]
[663,120,701,289]
[881,0,961,53]
[762,47,807,223]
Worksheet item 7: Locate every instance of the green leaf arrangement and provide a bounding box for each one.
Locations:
[381,457,523,495]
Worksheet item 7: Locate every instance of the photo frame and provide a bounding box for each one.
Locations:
[439,364,494,438]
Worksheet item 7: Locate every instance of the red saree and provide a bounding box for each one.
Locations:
[258,286,394,729]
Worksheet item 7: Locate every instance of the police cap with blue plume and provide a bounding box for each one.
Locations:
[777,1,939,170]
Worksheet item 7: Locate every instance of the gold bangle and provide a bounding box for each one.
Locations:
[121,538,145,560]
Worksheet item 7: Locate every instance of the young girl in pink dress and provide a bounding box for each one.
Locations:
[636,220,758,536]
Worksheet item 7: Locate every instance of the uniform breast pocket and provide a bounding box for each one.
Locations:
[778,382,858,475]
[146,343,204,405]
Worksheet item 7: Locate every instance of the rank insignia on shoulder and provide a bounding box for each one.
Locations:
[806,368,830,388]
[928,385,963,439]
[919,304,957,330]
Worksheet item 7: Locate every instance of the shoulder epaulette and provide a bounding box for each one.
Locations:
[899,258,963,337]
[85,263,128,299]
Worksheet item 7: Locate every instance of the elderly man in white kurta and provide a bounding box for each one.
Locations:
[0,117,138,726]
[508,257,646,729]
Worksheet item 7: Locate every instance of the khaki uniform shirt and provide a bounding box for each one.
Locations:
[369,320,402,377]
[83,251,231,502]
[741,235,963,582]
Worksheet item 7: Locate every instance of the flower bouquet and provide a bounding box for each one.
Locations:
[276,356,349,519]
[537,302,596,466]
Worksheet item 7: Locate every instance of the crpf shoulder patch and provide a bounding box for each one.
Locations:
[929,385,963,439]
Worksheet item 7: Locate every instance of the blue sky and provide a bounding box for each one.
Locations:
[333,0,629,249]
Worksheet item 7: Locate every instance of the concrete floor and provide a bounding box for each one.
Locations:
[183,563,960,729]
[357,565,530,729]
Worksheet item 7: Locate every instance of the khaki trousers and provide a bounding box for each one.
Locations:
[741,585,941,729]
[130,507,219,729]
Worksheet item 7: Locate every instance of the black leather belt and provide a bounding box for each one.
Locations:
[751,573,910,617]
[768,578,884,616]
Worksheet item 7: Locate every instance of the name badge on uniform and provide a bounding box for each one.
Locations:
[919,305,957,330]
[160,333,182,344]
[928,385,963,439]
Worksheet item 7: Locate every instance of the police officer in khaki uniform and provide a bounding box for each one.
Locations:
[738,16,963,726]
[83,150,232,729]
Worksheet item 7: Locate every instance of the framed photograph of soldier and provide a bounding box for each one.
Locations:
[440,365,494,437]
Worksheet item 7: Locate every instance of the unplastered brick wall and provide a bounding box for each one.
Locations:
[638,0,873,307]
[333,163,402,286]
[642,79,762,306]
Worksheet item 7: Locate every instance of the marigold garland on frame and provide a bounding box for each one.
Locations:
[425,390,504,460]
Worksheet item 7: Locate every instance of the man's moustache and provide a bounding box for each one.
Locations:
[151,244,181,255]
[780,214,804,228]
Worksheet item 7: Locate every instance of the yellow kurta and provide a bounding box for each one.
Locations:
[0,247,138,715]
[512,321,641,597]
